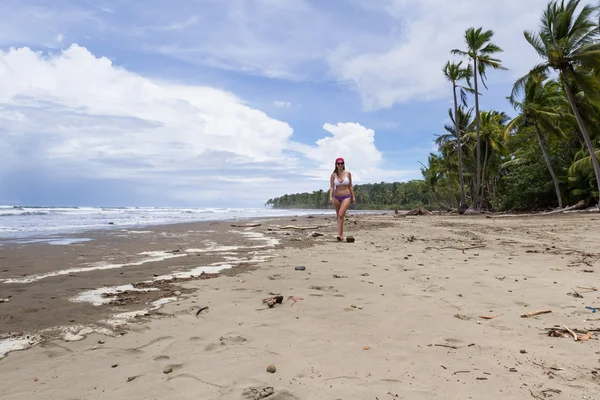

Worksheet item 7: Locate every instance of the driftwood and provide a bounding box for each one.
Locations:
[230,223,261,228]
[424,245,485,252]
[486,200,586,219]
[406,207,433,216]
[278,225,324,230]
[521,310,552,318]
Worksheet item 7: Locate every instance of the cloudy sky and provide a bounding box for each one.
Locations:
[0,0,592,207]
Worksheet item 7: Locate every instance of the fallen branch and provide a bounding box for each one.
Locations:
[278,225,325,230]
[577,286,598,292]
[195,306,209,317]
[487,200,586,218]
[531,361,564,371]
[563,325,578,341]
[433,344,458,349]
[424,245,485,252]
[521,310,552,318]
[230,223,261,228]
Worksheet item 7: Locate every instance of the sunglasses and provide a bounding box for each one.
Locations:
[336,162,345,165]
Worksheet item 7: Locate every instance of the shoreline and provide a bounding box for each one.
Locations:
[0,212,365,360]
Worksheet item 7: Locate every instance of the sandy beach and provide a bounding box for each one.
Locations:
[1,212,599,399]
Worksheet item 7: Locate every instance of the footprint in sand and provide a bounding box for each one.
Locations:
[167,373,222,398]
[40,342,73,359]
[123,335,176,355]
[219,335,248,345]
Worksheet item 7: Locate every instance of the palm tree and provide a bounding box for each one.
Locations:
[443,61,473,213]
[518,0,600,206]
[452,27,507,211]
[507,73,568,208]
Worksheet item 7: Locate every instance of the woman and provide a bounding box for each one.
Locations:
[329,157,356,241]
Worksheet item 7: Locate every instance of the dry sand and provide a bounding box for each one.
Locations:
[0,213,599,399]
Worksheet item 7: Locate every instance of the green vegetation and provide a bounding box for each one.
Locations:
[267,0,600,212]
[265,181,434,210]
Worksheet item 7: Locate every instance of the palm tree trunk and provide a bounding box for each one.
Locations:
[472,58,482,211]
[534,124,563,208]
[480,140,489,209]
[453,85,468,212]
[561,71,600,207]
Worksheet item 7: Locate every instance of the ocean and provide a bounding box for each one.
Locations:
[0,206,334,243]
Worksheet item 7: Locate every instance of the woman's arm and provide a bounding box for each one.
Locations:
[329,174,334,203]
[348,172,356,204]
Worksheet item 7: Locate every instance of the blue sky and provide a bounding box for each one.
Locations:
[0,0,594,207]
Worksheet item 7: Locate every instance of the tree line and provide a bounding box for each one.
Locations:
[265,181,433,210]
[267,0,600,212]
[429,0,600,213]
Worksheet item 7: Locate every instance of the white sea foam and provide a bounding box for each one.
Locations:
[102,297,177,327]
[0,337,36,359]
[1,251,186,284]
[71,284,159,306]
[0,297,178,360]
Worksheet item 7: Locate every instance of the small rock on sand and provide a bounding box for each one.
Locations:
[266,364,276,373]
[163,366,174,374]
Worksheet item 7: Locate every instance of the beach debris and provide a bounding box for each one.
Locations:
[350,305,363,309]
[163,366,174,374]
[294,266,306,271]
[266,364,276,373]
[454,314,471,321]
[98,340,105,344]
[363,346,370,350]
[432,344,458,350]
[546,326,595,341]
[568,288,584,298]
[231,223,262,228]
[424,244,485,252]
[521,310,552,318]
[583,269,594,273]
[479,315,498,320]
[127,375,139,382]
[333,274,347,278]
[346,236,355,243]
[585,306,597,313]
[279,225,324,230]
[406,207,433,216]
[531,361,564,371]
[196,306,209,317]
[0,299,9,303]
[111,364,118,368]
[242,386,275,400]
[529,388,562,400]
[577,286,598,292]
[287,296,303,307]
[309,285,338,293]
[262,296,284,308]
[520,349,527,354]
[310,232,324,237]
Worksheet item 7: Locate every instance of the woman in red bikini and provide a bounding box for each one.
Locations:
[329,157,356,241]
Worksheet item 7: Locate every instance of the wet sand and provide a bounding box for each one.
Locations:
[0,212,599,399]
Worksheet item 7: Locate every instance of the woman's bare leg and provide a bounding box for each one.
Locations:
[337,198,351,238]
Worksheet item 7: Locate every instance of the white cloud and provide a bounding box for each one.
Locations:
[291,122,413,183]
[2,0,589,111]
[0,45,398,205]
[331,0,597,109]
